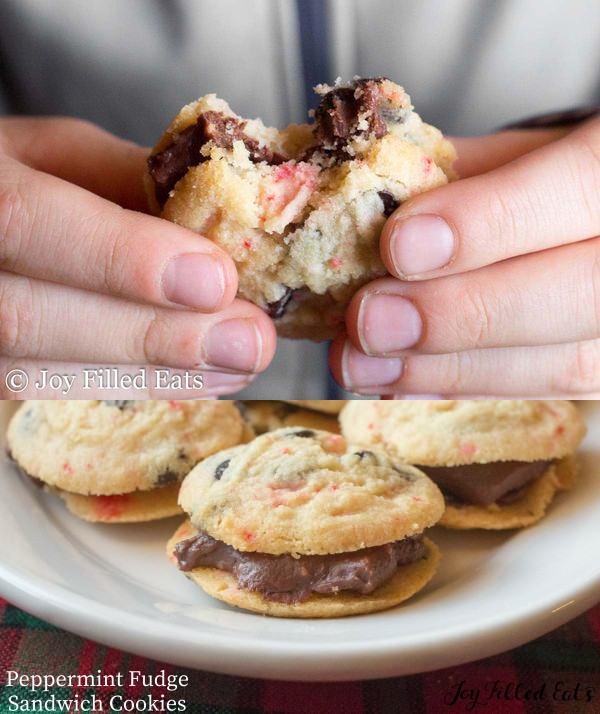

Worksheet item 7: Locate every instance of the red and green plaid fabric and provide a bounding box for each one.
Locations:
[1,598,599,713]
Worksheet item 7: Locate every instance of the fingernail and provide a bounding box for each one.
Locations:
[342,342,403,391]
[204,318,262,373]
[389,214,455,277]
[358,293,422,355]
[163,253,225,310]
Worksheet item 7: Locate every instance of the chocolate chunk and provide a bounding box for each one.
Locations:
[290,430,315,438]
[148,111,286,206]
[266,286,294,319]
[102,400,133,410]
[174,529,425,603]
[214,459,231,480]
[378,191,399,217]
[311,78,389,159]
[420,460,552,507]
[156,469,179,486]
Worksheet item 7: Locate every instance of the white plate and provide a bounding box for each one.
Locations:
[1,402,599,682]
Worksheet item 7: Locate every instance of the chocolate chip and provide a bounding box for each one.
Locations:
[102,400,133,410]
[393,466,415,481]
[214,459,231,480]
[157,469,179,486]
[267,286,294,319]
[291,430,315,438]
[355,450,376,460]
[378,191,399,217]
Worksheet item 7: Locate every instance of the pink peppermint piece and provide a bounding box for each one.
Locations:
[93,494,131,521]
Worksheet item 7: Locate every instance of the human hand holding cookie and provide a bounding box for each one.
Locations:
[0,118,275,398]
[330,117,600,397]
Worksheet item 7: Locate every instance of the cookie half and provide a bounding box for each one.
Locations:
[56,482,181,523]
[7,400,247,495]
[168,521,440,618]
[146,78,455,339]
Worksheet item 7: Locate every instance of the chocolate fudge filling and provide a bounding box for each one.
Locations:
[148,111,286,205]
[174,530,426,603]
[419,461,552,507]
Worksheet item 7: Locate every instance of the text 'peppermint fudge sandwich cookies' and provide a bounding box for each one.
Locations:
[146,78,455,339]
[7,400,250,523]
[167,428,444,618]
[340,400,586,530]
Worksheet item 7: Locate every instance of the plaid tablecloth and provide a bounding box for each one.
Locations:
[1,598,599,713]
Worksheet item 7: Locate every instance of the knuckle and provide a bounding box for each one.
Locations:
[98,214,156,300]
[0,277,35,357]
[481,182,523,254]
[0,173,28,269]
[566,129,600,220]
[554,340,600,394]
[450,281,496,349]
[143,310,201,368]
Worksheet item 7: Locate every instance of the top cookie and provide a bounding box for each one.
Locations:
[146,78,455,339]
[178,427,444,556]
[7,400,248,495]
[340,400,586,466]
[285,400,346,414]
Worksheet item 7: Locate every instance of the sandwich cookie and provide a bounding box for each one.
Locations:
[168,428,444,617]
[340,400,586,529]
[7,400,250,523]
[285,400,346,414]
[242,401,340,435]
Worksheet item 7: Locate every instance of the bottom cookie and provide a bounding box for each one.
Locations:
[439,456,577,530]
[167,523,440,618]
[55,482,182,523]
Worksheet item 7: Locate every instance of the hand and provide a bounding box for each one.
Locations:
[0,117,276,398]
[329,118,600,397]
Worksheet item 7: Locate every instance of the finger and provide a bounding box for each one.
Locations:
[0,157,238,312]
[0,273,276,373]
[0,116,149,211]
[330,336,600,397]
[0,359,253,399]
[381,116,600,280]
[451,127,568,178]
[347,237,600,356]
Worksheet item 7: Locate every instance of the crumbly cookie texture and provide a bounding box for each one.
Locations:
[55,482,182,523]
[340,400,586,466]
[178,428,445,555]
[7,400,248,495]
[439,457,577,530]
[242,401,340,435]
[146,78,456,339]
[285,400,346,414]
[167,520,440,618]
